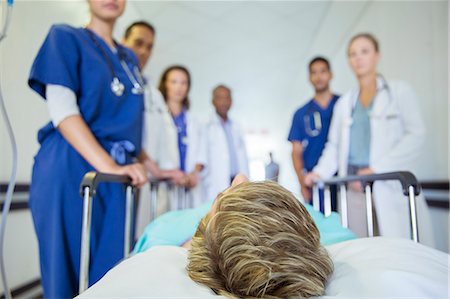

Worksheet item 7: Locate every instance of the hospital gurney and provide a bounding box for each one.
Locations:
[76,229,449,299]
[78,173,193,294]
[76,171,448,299]
[78,171,136,294]
[147,178,193,221]
[312,171,420,242]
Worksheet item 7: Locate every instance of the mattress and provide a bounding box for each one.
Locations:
[77,237,448,298]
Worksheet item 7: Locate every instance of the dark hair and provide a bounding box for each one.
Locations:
[212,84,231,97]
[123,21,155,39]
[348,33,379,53]
[158,65,191,109]
[309,56,331,72]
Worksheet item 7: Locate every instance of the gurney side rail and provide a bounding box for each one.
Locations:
[78,171,134,294]
[313,171,420,242]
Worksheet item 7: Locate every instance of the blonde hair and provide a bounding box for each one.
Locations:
[187,181,333,299]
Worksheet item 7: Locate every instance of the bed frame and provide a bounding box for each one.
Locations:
[311,171,421,242]
[77,171,422,295]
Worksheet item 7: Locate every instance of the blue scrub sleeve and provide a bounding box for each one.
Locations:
[29,24,80,99]
[288,109,306,142]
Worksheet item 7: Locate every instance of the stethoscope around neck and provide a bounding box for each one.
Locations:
[84,28,145,97]
[303,97,333,138]
[303,75,391,138]
[350,74,392,115]
[304,109,322,137]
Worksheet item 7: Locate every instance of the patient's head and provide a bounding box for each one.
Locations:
[187,180,333,298]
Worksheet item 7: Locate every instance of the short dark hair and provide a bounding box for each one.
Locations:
[123,21,155,39]
[309,56,331,72]
[212,84,231,96]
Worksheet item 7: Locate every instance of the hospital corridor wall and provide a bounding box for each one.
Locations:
[0,0,448,296]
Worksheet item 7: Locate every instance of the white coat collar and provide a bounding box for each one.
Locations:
[351,75,386,108]
[211,112,232,125]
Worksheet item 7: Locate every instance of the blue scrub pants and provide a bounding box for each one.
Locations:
[318,185,338,214]
[29,139,130,298]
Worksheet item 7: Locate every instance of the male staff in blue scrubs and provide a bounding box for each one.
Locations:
[288,57,339,212]
[121,21,185,234]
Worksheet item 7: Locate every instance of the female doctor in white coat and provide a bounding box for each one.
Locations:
[305,33,433,245]
[158,65,207,208]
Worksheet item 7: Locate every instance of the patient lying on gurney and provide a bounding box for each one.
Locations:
[77,175,448,299]
[135,175,354,298]
[134,175,355,252]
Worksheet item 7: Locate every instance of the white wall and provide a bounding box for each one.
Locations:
[0,207,40,294]
[0,1,90,183]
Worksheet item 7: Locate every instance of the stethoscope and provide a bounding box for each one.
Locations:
[303,75,392,140]
[304,109,322,137]
[85,28,146,97]
[145,86,165,114]
[350,74,392,115]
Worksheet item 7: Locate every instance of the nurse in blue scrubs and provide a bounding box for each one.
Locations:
[27,0,166,297]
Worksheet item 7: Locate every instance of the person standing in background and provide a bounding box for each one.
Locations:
[121,21,183,236]
[288,57,339,212]
[204,85,249,201]
[304,33,433,246]
[158,65,207,208]
[122,21,167,165]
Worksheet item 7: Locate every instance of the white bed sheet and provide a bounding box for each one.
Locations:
[77,237,449,298]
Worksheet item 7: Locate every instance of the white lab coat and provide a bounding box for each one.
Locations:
[141,86,207,176]
[137,87,207,237]
[137,85,172,238]
[204,113,249,201]
[314,77,433,245]
[141,85,172,163]
[158,107,208,207]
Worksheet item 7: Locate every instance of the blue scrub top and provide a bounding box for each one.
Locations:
[288,95,339,171]
[173,110,187,171]
[29,25,144,157]
[27,24,144,298]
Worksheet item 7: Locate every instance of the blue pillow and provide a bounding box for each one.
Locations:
[133,200,355,253]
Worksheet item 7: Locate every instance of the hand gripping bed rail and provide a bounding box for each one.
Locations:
[312,171,421,243]
[78,171,135,294]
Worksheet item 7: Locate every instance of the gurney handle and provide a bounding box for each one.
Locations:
[79,171,132,197]
[313,171,420,243]
[78,171,134,295]
[314,171,421,196]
